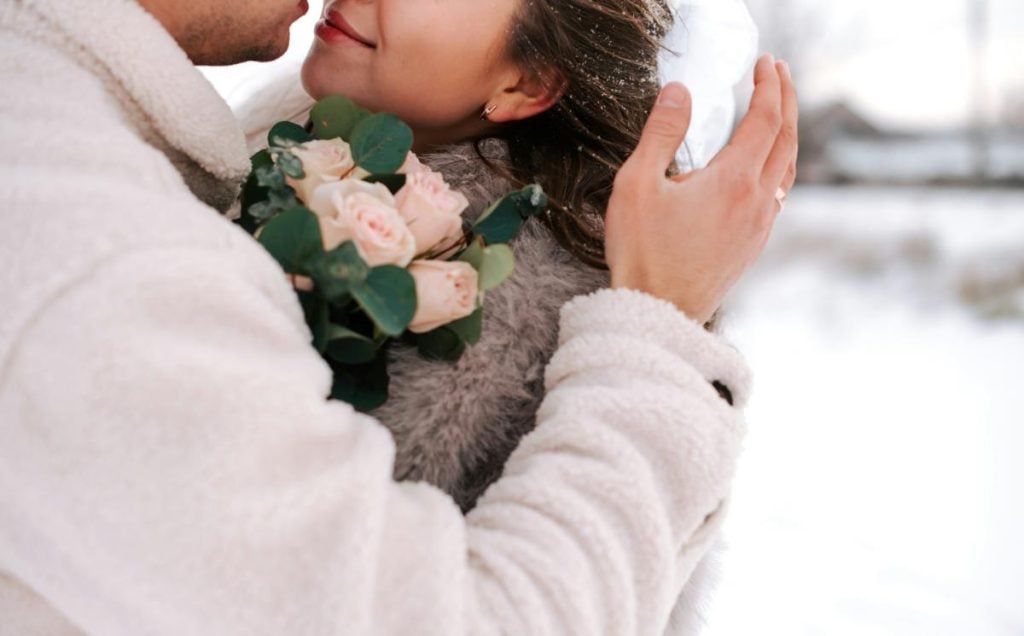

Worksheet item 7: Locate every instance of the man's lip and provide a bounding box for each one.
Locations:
[323,9,376,48]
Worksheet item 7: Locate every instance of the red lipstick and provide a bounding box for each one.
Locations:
[315,9,376,48]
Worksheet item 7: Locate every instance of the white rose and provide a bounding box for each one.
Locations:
[407,260,479,334]
[307,180,416,267]
[285,139,356,202]
[394,169,469,258]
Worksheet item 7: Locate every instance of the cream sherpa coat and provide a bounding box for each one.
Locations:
[0,0,752,634]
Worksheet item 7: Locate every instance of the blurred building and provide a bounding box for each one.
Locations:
[798,100,1024,186]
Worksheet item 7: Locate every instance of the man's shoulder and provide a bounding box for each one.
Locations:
[0,34,288,369]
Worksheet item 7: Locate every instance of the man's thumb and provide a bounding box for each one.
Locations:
[632,83,692,172]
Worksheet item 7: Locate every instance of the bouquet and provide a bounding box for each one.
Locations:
[238,96,547,411]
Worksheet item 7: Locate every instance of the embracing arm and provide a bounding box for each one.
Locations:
[0,54,794,635]
[0,243,746,635]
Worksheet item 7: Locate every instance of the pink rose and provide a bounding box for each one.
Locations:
[307,180,416,267]
[285,139,356,203]
[394,170,469,258]
[407,260,479,334]
[397,152,433,176]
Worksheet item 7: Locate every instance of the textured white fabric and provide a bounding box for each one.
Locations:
[0,0,751,633]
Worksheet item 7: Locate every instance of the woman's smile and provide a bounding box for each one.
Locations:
[315,8,376,49]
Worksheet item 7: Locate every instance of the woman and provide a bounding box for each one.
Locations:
[243,0,758,503]
[240,0,767,630]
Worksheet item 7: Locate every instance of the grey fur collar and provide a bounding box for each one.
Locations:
[375,141,609,510]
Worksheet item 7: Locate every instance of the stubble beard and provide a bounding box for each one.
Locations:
[181,14,290,66]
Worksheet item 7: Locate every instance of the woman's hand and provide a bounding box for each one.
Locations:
[605,54,798,324]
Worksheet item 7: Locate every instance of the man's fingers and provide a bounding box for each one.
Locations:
[713,54,782,171]
[625,82,693,177]
[761,60,799,189]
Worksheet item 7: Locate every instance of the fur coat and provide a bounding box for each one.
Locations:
[376,143,610,511]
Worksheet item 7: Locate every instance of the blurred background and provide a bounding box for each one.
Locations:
[707,1,1023,634]
[203,1,1023,633]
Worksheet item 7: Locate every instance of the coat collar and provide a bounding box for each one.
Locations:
[15,0,250,186]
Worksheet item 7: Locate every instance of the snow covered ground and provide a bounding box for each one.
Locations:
[707,185,1024,635]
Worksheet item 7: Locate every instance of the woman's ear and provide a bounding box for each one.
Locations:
[487,68,567,123]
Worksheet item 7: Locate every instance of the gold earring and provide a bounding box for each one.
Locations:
[480,104,498,121]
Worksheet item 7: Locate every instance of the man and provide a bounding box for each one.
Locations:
[0,0,796,633]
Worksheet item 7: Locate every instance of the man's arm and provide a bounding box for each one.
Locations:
[0,54,794,634]
[0,244,747,635]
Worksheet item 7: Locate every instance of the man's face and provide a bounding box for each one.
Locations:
[177,0,310,65]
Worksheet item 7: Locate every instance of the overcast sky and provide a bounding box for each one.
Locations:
[750,0,1024,130]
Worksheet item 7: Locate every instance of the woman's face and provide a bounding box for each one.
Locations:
[301,0,524,149]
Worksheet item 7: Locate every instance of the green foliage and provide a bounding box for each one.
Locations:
[473,185,548,245]
[351,266,417,336]
[446,307,483,345]
[415,327,466,362]
[308,241,369,303]
[242,103,548,410]
[330,355,389,412]
[257,207,323,274]
[276,151,305,180]
[363,173,407,194]
[459,239,515,291]
[476,244,515,291]
[268,121,312,147]
[326,324,379,365]
[300,293,331,353]
[310,95,372,141]
[350,113,413,174]
[238,150,275,234]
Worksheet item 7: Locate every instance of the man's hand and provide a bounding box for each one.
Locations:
[605,54,799,323]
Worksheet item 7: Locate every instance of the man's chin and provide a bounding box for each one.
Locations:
[243,35,291,63]
[193,34,291,66]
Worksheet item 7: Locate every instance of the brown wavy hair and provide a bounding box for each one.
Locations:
[479,0,674,269]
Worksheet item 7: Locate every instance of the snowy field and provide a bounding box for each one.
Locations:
[708,185,1024,635]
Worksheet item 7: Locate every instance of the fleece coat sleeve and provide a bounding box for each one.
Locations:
[0,228,749,635]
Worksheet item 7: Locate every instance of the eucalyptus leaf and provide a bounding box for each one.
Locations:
[299,293,330,352]
[473,184,548,245]
[351,265,417,336]
[268,121,312,147]
[350,113,413,174]
[247,201,275,222]
[310,95,373,140]
[457,237,485,269]
[308,241,369,303]
[241,150,273,207]
[238,150,274,234]
[476,244,515,291]
[329,355,389,412]
[445,307,483,345]
[363,173,407,195]
[415,327,466,362]
[325,324,378,365]
[257,207,324,274]
[277,151,306,180]
[255,164,287,191]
